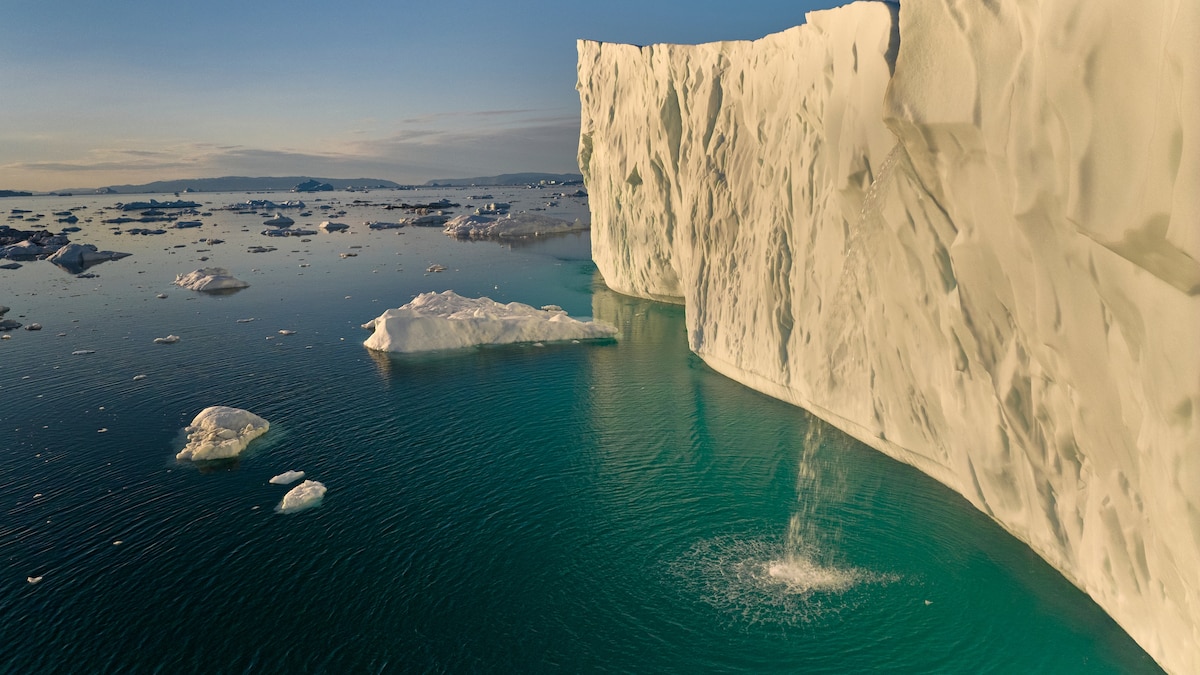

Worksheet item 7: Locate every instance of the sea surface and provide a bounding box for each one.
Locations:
[1,189,1162,673]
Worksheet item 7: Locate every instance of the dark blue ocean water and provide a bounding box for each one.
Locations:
[0,191,1161,673]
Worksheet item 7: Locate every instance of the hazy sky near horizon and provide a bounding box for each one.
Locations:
[2,0,841,191]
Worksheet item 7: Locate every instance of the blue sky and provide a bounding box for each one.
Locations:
[1,0,839,190]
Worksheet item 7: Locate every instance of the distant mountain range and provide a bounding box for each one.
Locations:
[53,176,404,195]
[424,172,583,187]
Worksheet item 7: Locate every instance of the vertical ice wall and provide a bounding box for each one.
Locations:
[577,1,1199,673]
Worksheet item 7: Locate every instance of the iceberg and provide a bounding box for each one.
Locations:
[443,213,587,239]
[176,406,269,461]
[174,267,250,292]
[46,243,131,272]
[262,213,295,227]
[275,479,326,514]
[578,1,1199,672]
[361,290,617,353]
[269,470,305,485]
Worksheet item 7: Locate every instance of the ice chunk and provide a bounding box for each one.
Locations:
[361,290,617,353]
[46,243,131,272]
[443,213,587,239]
[175,406,269,461]
[275,479,325,513]
[269,470,305,485]
[153,334,180,344]
[173,267,250,292]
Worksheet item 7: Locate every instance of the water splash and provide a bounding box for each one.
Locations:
[672,417,898,626]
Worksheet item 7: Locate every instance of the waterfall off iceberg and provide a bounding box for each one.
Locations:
[577,0,1199,672]
[361,290,616,353]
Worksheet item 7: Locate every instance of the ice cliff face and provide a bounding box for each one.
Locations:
[577,1,1199,672]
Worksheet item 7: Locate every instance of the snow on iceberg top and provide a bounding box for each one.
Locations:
[361,290,616,353]
[174,267,250,292]
[176,405,269,461]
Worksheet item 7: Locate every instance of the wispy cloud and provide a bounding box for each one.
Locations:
[0,109,582,190]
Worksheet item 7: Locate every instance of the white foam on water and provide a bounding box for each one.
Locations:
[765,555,859,593]
[671,534,897,627]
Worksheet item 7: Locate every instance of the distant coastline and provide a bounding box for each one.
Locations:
[424,172,583,187]
[1,172,585,196]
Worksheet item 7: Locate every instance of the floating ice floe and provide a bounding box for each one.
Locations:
[319,221,348,232]
[46,243,132,273]
[275,479,326,513]
[173,267,250,292]
[361,290,617,353]
[153,334,180,344]
[261,228,316,237]
[175,405,269,461]
[401,214,450,227]
[262,213,295,227]
[443,213,587,239]
[269,470,306,485]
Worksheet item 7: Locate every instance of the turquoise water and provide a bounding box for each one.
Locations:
[1,191,1161,673]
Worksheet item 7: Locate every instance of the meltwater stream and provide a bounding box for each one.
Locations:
[1,191,1162,673]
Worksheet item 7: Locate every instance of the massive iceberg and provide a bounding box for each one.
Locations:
[577,1,1198,672]
[362,290,617,353]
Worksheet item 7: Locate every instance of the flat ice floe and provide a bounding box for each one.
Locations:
[269,470,306,485]
[176,406,269,461]
[443,213,587,239]
[361,290,617,353]
[173,267,250,292]
[275,479,326,513]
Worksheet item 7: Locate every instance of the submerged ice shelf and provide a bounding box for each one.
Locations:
[578,0,1199,672]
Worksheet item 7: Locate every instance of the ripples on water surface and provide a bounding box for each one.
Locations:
[1,190,1161,672]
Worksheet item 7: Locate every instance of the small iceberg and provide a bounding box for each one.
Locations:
[46,243,132,273]
[361,290,617,353]
[263,213,295,227]
[269,470,306,485]
[443,213,587,239]
[275,479,326,513]
[176,406,269,461]
[319,221,348,232]
[153,334,181,344]
[174,267,250,292]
